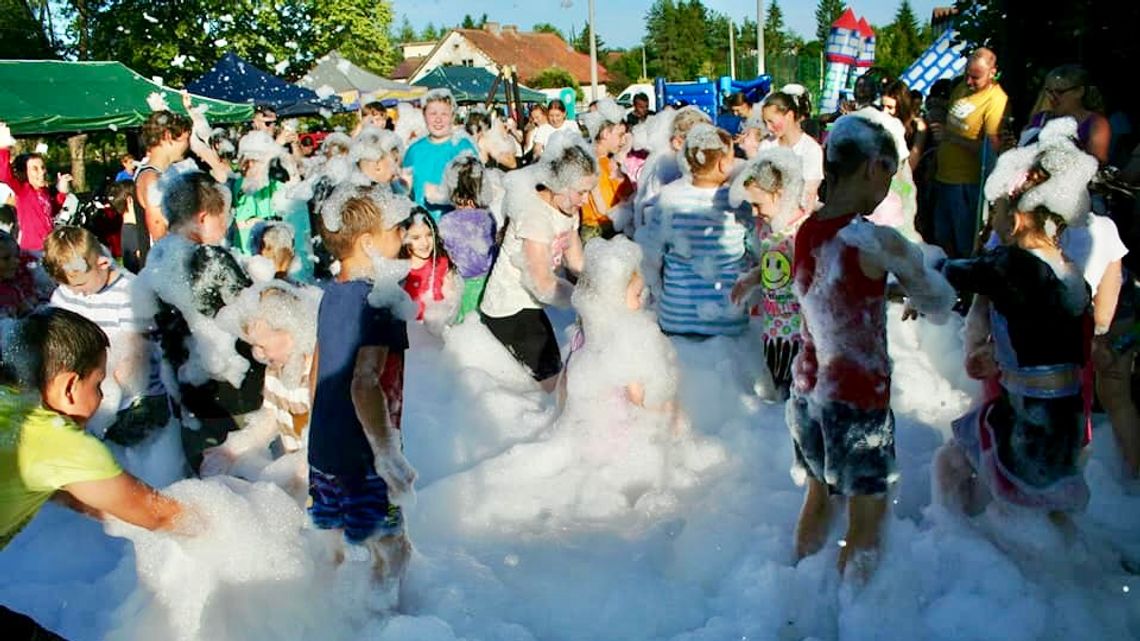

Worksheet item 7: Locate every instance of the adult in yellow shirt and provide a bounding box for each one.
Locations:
[932,47,1009,258]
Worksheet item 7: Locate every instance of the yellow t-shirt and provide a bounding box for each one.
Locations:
[0,387,122,549]
[936,82,1009,184]
[582,156,634,228]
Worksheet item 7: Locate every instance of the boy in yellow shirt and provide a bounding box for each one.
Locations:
[1,307,191,547]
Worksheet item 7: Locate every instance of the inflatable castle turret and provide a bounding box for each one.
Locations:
[819,8,876,114]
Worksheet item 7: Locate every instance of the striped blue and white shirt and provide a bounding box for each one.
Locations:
[656,182,753,336]
[50,270,165,400]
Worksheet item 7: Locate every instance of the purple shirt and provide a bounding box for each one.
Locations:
[438,208,497,279]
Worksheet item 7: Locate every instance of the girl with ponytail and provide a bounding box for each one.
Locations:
[760,88,824,210]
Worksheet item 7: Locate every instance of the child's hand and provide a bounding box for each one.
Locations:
[0,122,14,148]
[964,344,998,380]
[900,303,919,321]
[374,445,417,507]
[199,445,237,477]
[730,272,759,305]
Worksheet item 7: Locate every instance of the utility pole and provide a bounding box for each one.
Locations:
[641,46,647,81]
[729,19,736,79]
[589,0,598,101]
[756,0,765,76]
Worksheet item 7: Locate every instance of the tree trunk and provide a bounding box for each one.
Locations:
[68,134,88,193]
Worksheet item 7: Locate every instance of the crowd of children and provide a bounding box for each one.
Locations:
[0,59,1136,635]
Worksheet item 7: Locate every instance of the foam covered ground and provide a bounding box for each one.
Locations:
[3,307,1140,641]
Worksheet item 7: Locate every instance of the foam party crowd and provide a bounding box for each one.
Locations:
[2,48,1140,641]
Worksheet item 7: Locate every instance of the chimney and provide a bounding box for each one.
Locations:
[484,22,500,35]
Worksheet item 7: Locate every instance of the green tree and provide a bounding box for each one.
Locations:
[420,22,440,41]
[0,0,58,59]
[764,0,789,59]
[527,66,582,101]
[644,0,712,80]
[570,23,605,55]
[85,0,399,85]
[532,22,564,40]
[395,16,416,43]
[815,0,845,44]
[872,0,931,78]
[460,13,487,29]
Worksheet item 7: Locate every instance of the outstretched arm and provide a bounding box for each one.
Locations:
[850,222,957,316]
[64,473,186,532]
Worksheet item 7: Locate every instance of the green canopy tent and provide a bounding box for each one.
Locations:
[412,66,547,103]
[0,60,254,136]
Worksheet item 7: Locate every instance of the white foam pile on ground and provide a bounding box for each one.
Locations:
[3,305,1140,640]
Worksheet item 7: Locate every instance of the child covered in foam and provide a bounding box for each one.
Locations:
[421,237,724,529]
[201,281,321,498]
[934,118,1098,519]
[729,147,809,395]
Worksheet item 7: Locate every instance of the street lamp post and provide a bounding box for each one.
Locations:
[756,0,765,76]
[589,0,598,101]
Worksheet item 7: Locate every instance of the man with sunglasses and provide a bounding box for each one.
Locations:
[931,47,1009,258]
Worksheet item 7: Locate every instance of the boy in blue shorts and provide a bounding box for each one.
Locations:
[309,191,416,609]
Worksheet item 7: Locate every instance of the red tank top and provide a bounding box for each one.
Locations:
[403,255,449,320]
[792,213,890,410]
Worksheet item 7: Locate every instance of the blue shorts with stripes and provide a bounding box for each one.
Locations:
[308,467,404,543]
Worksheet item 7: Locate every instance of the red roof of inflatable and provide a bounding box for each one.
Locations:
[856,17,875,37]
[832,7,859,30]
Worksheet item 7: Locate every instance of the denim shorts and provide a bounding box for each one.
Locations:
[308,466,404,543]
[787,395,896,495]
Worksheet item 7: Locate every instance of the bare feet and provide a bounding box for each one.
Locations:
[794,479,833,561]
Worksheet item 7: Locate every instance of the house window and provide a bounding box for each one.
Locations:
[462,59,474,67]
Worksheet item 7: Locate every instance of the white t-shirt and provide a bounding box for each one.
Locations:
[481,194,579,318]
[760,132,825,183]
[1060,214,1128,294]
[532,120,581,152]
[49,270,166,403]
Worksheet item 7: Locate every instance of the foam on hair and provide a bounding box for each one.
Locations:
[728,147,805,232]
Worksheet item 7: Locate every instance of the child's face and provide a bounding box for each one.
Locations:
[359,154,396,184]
[0,240,18,280]
[25,157,48,189]
[246,319,295,369]
[625,271,645,311]
[363,223,406,260]
[746,185,781,221]
[405,221,435,261]
[197,210,231,246]
[47,353,107,423]
[762,106,793,138]
[553,176,598,215]
[63,255,113,296]
[424,101,454,139]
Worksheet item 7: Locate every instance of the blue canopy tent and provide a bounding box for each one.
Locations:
[187,52,342,117]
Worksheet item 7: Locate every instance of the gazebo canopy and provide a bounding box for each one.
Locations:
[300,51,426,105]
[0,60,253,135]
[188,52,341,117]
[412,66,547,103]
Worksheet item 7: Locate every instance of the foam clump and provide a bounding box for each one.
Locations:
[104,478,323,641]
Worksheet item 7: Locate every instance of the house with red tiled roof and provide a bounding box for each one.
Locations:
[392,23,611,99]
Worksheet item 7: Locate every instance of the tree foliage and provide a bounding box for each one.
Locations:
[531,23,564,40]
[3,0,402,86]
[527,67,578,90]
[871,0,931,78]
[570,24,605,55]
[814,0,846,44]
[460,13,488,29]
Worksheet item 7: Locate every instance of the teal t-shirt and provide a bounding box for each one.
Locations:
[402,136,478,219]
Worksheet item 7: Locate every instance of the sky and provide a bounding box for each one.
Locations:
[391,0,947,49]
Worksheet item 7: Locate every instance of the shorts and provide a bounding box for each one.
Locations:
[787,395,896,495]
[308,467,404,543]
[481,308,563,381]
[456,275,487,324]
